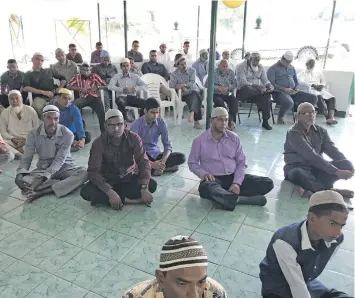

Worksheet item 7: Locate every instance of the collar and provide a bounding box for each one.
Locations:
[206,128,228,141]
[106,129,128,144]
[301,221,338,251]
[149,61,158,65]
[7,71,19,77]
[56,102,71,111]
[39,124,63,138]
[143,116,158,127]
[295,121,318,132]
[120,72,132,78]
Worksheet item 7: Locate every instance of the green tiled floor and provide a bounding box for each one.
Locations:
[0,108,354,297]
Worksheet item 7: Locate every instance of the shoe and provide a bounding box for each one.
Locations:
[277,117,285,124]
[262,120,272,130]
[212,193,238,211]
[326,118,338,125]
[194,122,202,129]
[236,195,267,206]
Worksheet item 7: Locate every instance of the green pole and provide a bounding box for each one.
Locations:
[206,0,218,129]
[123,0,128,57]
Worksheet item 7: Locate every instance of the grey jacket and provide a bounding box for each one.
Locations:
[236,60,272,89]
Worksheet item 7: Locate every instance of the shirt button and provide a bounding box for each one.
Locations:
[309,278,311,281]
[314,266,317,269]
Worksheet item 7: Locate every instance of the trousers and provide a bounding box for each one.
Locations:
[237,85,271,119]
[116,95,145,121]
[317,96,336,119]
[182,91,202,121]
[286,160,354,193]
[264,289,352,298]
[213,93,238,123]
[80,174,157,205]
[147,152,186,168]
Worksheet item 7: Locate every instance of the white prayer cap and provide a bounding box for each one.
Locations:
[105,109,124,121]
[282,51,294,61]
[42,105,60,115]
[309,190,346,209]
[211,107,228,118]
[8,90,22,97]
[120,58,130,64]
[33,52,44,57]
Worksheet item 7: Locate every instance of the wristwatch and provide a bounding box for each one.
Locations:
[140,184,148,190]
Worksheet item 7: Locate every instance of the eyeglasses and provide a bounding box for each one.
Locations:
[300,111,316,116]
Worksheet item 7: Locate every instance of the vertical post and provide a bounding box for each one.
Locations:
[123,0,128,57]
[20,16,27,63]
[206,0,218,130]
[196,5,201,58]
[105,17,108,49]
[241,0,248,58]
[323,0,336,69]
[97,2,101,41]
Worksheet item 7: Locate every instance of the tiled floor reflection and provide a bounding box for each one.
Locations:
[0,107,354,297]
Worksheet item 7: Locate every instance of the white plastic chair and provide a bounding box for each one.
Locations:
[110,90,139,119]
[140,73,177,124]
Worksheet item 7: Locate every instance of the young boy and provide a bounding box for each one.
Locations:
[260,190,351,298]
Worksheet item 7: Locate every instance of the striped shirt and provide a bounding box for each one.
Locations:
[169,67,200,94]
[68,73,106,98]
[212,68,237,95]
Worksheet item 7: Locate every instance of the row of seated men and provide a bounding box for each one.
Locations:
[0,94,353,297]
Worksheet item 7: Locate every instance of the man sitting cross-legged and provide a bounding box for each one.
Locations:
[284,102,354,198]
[188,107,274,210]
[130,97,186,176]
[15,105,88,202]
[80,109,157,210]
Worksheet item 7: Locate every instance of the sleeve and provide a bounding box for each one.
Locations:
[228,71,237,91]
[72,106,85,139]
[236,64,251,88]
[131,133,151,185]
[162,65,170,81]
[42,131,74,179]
[141,63,149,74]
[31,108,40,127]
[160,121,172,152]
[129,119,139,134]
[68,75,78,87]
[87,138,113,194]
[0,112,15,140]
[113,65,118,74]
[108,75,124,93]
[23,72,31,87]
[51,69,66,81]
[93,74,106,87]
[17,130,36,174]
[90,52,95,63]
[273,240,311,298]
[297,71,312,87]
[293,67,299,89]
[77,53,83,63]
[321,129,346,161]
[267,66,284,91]
[260,66,272,87]
[169,72,177,88]
[188,138,208,179]
[135,76,148,93]
[287,131,338,174]
[233,137,246,185]
[319,71,326,85]
[0,73,8,88]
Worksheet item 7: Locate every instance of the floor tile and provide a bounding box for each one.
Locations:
[208,262,219,276]
[55,220,106,248]
[22,238,82,273]
[178,193,215,211]
[192,232,231,264]
[121,240,161,275]
[0,261,48,298]
[327,249,354,277]
[55,250,117,290]
[150,172,176,185]
[26,193,71,210]
[244,209,285,232]
[153,186,188,205]
[163,176,198,192]
[233,225,274,251]
[342,229,354,252]
[175,167,200,181]
[319,270,354,296]
[0,174,17,194]
[55,197,96,219]
[84,293,104,298]
[0,228,49,258]
[87,230,140,261]
[92,263,153,298]
[162,206,209,230]
[2,204,51,227]
[0,218,21,241]
[26,275,88,298]
[266,184,293,201]
[0,251,16,271]
[0,194,24,216]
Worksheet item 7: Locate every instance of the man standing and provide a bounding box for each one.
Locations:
[55,88,91,151]
[267,51,317,124]
[130,98,186,176]
[0,59,25,108]
[156,43,171,63]
[51,48,78,81]
[180,41,193,61]
[188,107,274,210]
[91,41,103,64]
[15,105,88,202]
[127,40,143,62]
[108,58,147,121]
[23,52,66,117]
[66,43,83,64]
[284,102,354,198]
[68,62,106,133]
[192,49,208,83]
[80,109,157,210]
[237,51,273,130]
[0,90,39,158]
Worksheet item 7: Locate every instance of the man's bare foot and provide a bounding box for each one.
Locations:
[194,121,202,129]
[332,188,354,198]
[295,186,313,198]
[277,117,285,124]
[326,118,338,125]
[165,165,179,172]
[14,153,23,160]
[25,191,42,203]
[188,112,194,123]
[228,121,236,131]
[152,169,163,176]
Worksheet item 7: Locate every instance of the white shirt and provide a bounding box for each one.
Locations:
[157,51,171,64]
[297,69,334,99]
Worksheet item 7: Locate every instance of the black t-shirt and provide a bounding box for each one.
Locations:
[0,71,25,91]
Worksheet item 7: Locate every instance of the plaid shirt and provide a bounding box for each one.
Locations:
[68,73,106,98]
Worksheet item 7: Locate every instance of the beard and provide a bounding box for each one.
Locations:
[10,105,23,114]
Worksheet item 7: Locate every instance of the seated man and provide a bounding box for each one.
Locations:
[55,88,91,152]
[0,90,39,158]
[130,98,186,176]
[156,42,171,63]
[91,41,103,64]
[180,41,193,61]
[298,58,337,125]
[219,50,236,71]
[128,57,143,76]
[80,109,157,210]
[15,105,88,202]
[192,49,208,83]
[170,56,203,129]
[206,59,238,130]
[108,58,147,121]
[1,59,25,108]
[66,43,83,64]
[188,107,274,210]
[260,190,352,298]
[92,51,118,111]
[68,62,106,133]
[123,235,228,298]
[51,48,78,82]
[284,102,354,198]
[23,52,66,117]
[267,51,317,124]
[0,133,14,173]
[237,51,273,130]
[127,40,143,62]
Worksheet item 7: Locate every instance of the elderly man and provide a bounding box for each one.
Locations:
[80,109,157,209]
[170,56,202,129]
[23,52,66,117]
[237,52,273,130]
[157,43,171,63]
[0,134,14,172]
[131,98,186,176]
[188,107,274,210]
[108,58,147,121]
[267,51,317,124]
[66,43,83,64]
[55,88,91,151]
[192,49,208,83]
[298,59,337,125]
[51,48,78,82]
[206,59,238,130]
[92,51,118,111]
[284,102,354,198]
[0,90,39,158]
[127,40,143,62]
[180,41,193,61]
[91,41,103,64]
[15,105,88,202]
[68,62,106,133]
[1,59,25,108]
[123,236,228,298]
[214,50,236,72]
